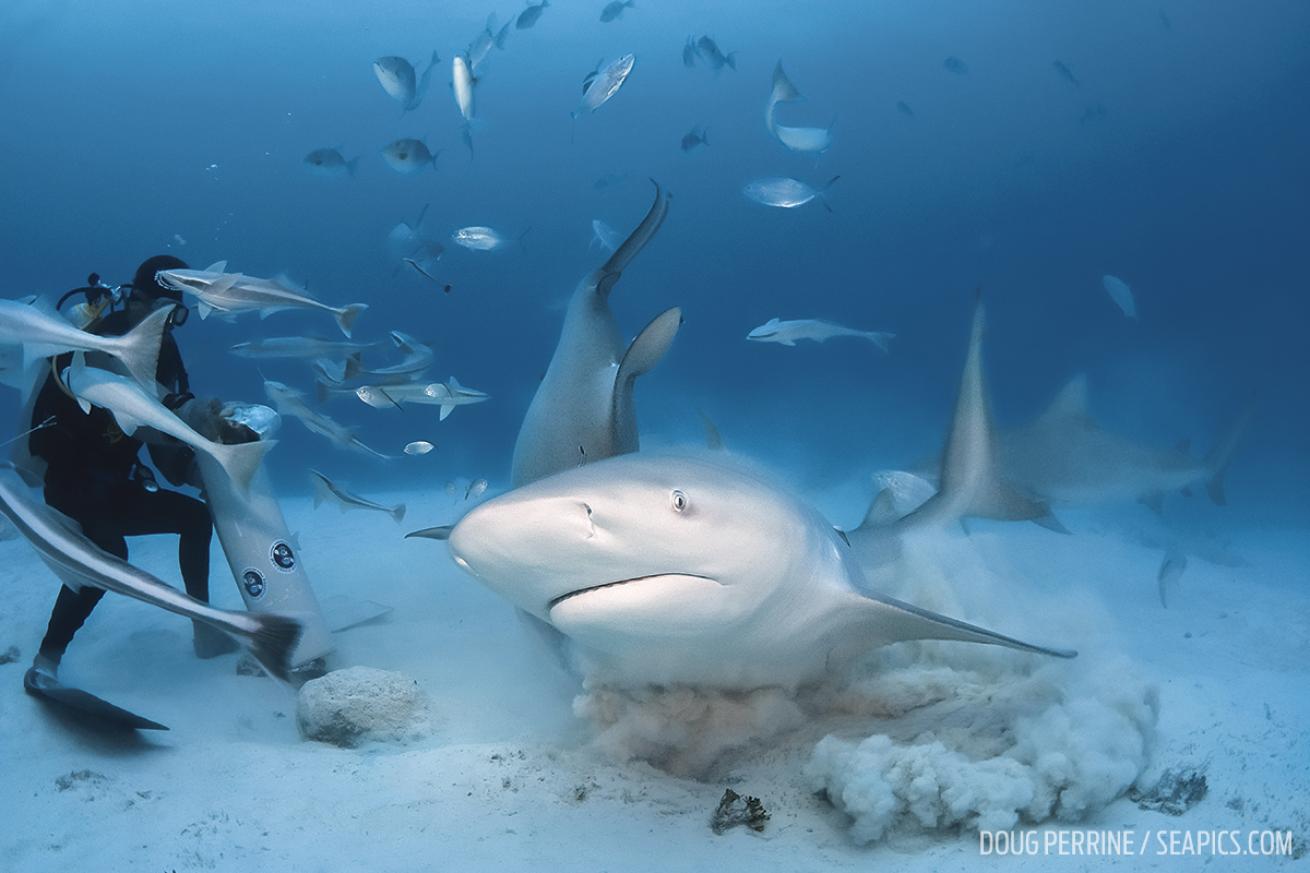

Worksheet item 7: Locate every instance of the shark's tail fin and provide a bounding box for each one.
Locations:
[212,438,276,495]
[334,304,368,338]
[110,304,171,392]
[391,503,407,524]
[1203,407,1254,505]
[596,180,671,297]
[241,613,305,682]
[862,330,894,353]
[771,61,802,103]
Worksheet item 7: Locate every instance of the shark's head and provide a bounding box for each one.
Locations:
[447,454,830,649]
[745,318,781,342]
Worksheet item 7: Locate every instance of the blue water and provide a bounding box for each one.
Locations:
[2,0,1307,514]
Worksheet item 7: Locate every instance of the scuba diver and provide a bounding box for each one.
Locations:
[26,255,237,680]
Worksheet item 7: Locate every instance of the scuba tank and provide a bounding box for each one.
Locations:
[182,401,334,667]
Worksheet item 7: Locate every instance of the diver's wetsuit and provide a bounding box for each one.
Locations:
[28,309,215,667]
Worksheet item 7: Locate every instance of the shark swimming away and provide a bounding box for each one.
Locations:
[996,375,1250,509]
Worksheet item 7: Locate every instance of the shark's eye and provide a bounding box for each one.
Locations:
[670,489,689,513]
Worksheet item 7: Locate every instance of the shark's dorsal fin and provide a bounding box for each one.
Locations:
[1040,374,1095,429]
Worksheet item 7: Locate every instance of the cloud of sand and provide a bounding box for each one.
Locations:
[571,526,1160,840]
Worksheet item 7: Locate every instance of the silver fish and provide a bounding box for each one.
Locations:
[309,469,405,523]
[695,35,735,71]
[465,477,488,500]
[742,176,839,210]
[373,51,440,111]
[589,219,622,252]
[263,380,392,461]
[404,440,435,455]
[304,148,357,178]
[381,138,440,174]
[228,337,376,361]
[574,54,635,117]
[599,0,634,23]
[517,0,549,30]
[156,261,368,337]
[0,465,303,681]
[680,125,709,151]
[452,226,525,251]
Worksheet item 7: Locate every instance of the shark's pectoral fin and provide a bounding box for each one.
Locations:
[851,590,1077,658]
[405,525,452,540]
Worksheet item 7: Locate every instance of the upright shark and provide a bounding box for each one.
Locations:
[510,181,680,487]
[844,300,1063,573]
[433,299,1075,689]
[996,376,1250,508]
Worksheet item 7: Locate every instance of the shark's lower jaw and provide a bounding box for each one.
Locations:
[547,573,717,612]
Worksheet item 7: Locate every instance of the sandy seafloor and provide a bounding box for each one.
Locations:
[0,476,1306,873]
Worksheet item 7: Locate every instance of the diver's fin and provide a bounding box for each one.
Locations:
[111,305,170,392]
[334,304,368,339]
[850,590,1077,658]
[595,180,671,298]
[23,666,169,731]
[405,525,452,540]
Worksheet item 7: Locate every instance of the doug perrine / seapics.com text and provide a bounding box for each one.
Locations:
[979,829,1296,857]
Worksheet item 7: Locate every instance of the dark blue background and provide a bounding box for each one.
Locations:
[2,0,1306,516]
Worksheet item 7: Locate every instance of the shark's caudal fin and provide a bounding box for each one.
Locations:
[240,613,305,682]
[862,330,894,353]
[334,304,369,338]
[611,307,682,451]
[109,304,171,392]
[853,589,1077,658]
[595,180,671,298]
[212,438,276,494]
[771,61,803,103]
[1203,407,1254,506]
[391,504,407,524]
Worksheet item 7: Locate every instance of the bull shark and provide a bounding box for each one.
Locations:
[510,181,680,486]
[0,465,303,681]
[433,451,1074,689]
[419,298,1075,688]
[996,375,1250,508]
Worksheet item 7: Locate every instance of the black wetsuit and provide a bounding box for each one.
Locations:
[29,309,214,666]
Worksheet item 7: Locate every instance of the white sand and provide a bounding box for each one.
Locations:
[0,482,1305,871]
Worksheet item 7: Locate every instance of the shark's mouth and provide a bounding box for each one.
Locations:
[548,573,717,612]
